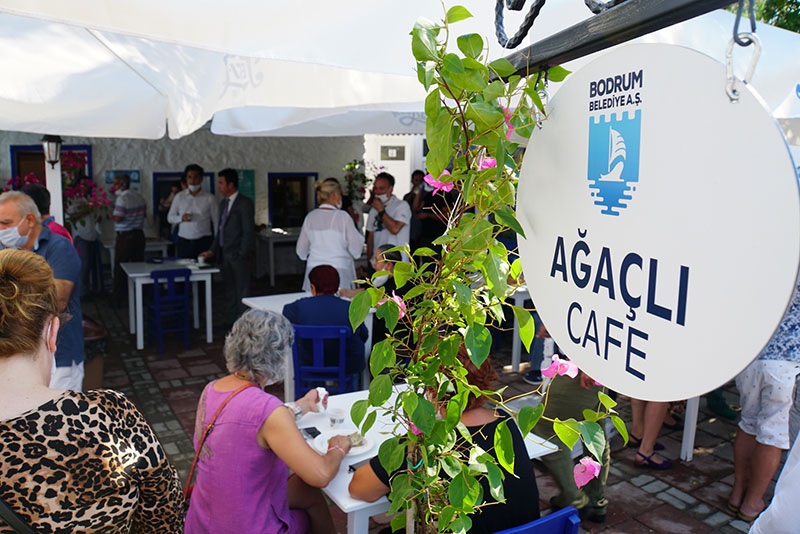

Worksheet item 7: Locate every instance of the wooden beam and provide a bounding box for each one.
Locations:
[500,0,738,79]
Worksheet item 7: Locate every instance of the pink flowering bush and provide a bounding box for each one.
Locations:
[423,170,454,194]
[542,354,579,379]
[478,157,497,170]
[3,173,41,192]
[574,456,602,488]
[61,151,111,230]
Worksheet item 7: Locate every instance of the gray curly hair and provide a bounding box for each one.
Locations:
[224,309,295,384]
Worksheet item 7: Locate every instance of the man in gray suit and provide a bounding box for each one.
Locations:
[199,168,255,327]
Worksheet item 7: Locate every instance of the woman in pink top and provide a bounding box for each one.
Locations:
[184,310,353,534]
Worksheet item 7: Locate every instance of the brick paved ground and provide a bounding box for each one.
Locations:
[82,274,784,534]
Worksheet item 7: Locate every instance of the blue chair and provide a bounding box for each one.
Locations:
[492,507,580,534]
[292,325,360,396]
[147,268,191,353]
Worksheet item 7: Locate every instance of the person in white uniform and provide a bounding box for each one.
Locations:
[366,172,411,262]
[296,179,364,292]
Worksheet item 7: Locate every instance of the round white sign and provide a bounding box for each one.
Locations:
[517,44,800,401]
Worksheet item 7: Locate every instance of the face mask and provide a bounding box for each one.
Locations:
[423,183,434,192]
[335,201,343,209]
[373,273,390,287]
[0,220,29,249]
[188,184,201,193]
[376,193,389,203]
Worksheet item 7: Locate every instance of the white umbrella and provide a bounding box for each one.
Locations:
[0,2,797,140]
[0,0,527,139]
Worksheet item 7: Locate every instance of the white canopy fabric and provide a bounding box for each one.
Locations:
[0,1,797,140]
[0,1,522,139]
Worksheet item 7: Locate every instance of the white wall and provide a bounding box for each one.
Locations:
[0,129,365,240]
[364,134,426,199]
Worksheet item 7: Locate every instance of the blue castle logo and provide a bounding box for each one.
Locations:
[587,110,642,216]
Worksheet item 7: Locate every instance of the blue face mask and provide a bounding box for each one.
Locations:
[0,220,29,249]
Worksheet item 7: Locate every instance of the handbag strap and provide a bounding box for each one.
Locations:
[183,382,257,498]
[0,495,38,534]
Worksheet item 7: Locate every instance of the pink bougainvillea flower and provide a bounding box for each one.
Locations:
[574,456,602,488]
[501,106,515,140]
[410,423,423,436]
[542,354,579,379]
[423,170,454,194]
[478,157,497,170]
[389,291,407,319]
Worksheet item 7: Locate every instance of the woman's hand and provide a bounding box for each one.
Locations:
[297,388,324,414]
[327,435,352,455]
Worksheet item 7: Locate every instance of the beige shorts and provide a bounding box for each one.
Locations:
[736,360,800,449]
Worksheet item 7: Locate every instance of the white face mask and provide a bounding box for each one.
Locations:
[188,184,201,193]
[335,201,343,209]
[373,273,390,287]
[376,193,389,203]
[0,220,30,249]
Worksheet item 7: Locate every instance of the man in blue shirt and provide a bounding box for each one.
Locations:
[0,191,85,390]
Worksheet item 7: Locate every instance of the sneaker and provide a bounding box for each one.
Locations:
[523,370,543,385]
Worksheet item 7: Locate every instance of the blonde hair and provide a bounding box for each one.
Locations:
[0,249,58,358]
[315,179,341,205]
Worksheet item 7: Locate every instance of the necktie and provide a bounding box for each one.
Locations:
[220,198,230,247]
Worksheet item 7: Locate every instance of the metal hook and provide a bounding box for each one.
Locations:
[726,32,761,102]
[733,0,757,47]
[535,86,550,129]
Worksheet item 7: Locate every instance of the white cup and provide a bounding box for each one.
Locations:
[329,408,345,427]
[197,255,206,266]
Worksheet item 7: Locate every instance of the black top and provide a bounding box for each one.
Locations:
[369,412,540,534]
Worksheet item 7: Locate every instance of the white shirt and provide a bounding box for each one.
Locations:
[167,189,219,240]
[296,204,364,291]
[367,195,411,260]
[68,198,98,241]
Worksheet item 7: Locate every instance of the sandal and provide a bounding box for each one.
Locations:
[726,502,740,514]
[737,510,760,523]
[628,434,665,451]
[634,451,673,470]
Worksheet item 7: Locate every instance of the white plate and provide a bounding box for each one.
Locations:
[313,429,373,456]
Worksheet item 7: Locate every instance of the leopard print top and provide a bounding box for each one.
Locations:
[0,389,184,534]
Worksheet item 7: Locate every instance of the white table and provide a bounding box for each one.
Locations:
[121,260,220,350]
[103,238,173,280]
[300,387,559,534]
[242,292,376,401]
[256,227,301,286]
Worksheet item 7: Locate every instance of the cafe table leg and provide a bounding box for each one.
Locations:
[127,276,135,335]
[348,509,372,534]
[135,280,145,350]
[192,280,200,329]
[204,276,213,343]
[680,396,700,462]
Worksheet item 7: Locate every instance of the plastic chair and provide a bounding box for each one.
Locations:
[147,268,191,353]
[491,507,580,534]
[292,325,360,396]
